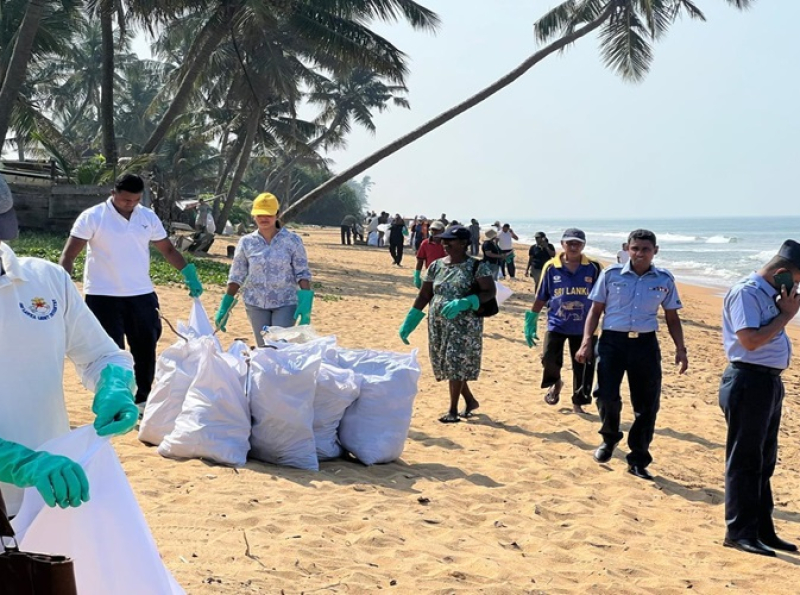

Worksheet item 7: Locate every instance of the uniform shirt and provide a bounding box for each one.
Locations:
[70,198,167,296]
[529,243,556,269]
[722,273,791,369]
[0,243,133,515]
[497,231,515,251]
[416,238,446,268]
[589,262,682,333]
[228,228,312,309]
[536,254,602,335]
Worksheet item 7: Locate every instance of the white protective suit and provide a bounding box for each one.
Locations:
[0,243,133,515]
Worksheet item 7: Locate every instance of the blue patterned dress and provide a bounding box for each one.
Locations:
[425,258,494,381]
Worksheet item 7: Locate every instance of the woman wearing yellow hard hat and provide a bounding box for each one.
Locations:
[214,193,313,345]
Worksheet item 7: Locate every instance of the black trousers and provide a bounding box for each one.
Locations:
[389,242,404,265]
[541,332,596,405]
[86,293,162,404]
[499,251,515,278]
[718,364,784,540]
[593,331,661,467]
[340,225,352,245]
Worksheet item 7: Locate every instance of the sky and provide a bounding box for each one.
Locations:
[133,2,800,222]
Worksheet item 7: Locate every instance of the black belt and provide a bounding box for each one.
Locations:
[731,361,783,377]
[603,330,656,339]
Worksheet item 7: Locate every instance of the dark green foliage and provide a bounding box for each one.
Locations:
[8,230,230,286]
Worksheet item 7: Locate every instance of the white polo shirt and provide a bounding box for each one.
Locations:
[70,198,167,296]
[498,230,515,251]
[0,243,133,515]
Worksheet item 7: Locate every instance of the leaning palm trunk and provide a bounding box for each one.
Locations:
[100,0,117,165]
[0,0,48,148]
[140,3,241,155]
[216,109,260,231]
[282,5,612,222]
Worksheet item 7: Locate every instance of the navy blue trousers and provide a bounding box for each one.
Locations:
[86,293,162,404]
[593,331,662,467]
[719,364,783,540]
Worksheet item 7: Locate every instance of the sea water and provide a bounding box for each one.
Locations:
[492,216,796,290]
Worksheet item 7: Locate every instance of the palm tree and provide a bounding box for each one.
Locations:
[281,0,755,221]
[134,0,439,156]
[264,67,410,193]
[0,0,83,149]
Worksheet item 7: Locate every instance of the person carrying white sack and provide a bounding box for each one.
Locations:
[215,192,314,347]
[0,179,138,517]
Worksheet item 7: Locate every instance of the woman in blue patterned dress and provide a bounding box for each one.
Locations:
[399,225,496,423]
[214,193,313,346]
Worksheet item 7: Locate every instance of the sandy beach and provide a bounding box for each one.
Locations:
[61,227,800,594]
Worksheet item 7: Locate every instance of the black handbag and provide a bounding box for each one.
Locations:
[470,258,499,317]
[0,491,78,595]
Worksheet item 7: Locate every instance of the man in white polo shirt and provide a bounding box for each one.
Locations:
[1,178,138,517]
[59,174,203,407]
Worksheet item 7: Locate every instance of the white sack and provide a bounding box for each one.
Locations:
[12,426,184,595]
[249,344,323,470]
[176,299,221,350]
[158,337,250,466]
[314,363,362,460]
[138,338,204,446]
[335,349,421,465]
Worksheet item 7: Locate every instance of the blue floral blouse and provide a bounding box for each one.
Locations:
[228,229,312,309]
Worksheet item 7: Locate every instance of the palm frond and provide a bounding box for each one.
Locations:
[600,4,653,82]
[672,0,707,21]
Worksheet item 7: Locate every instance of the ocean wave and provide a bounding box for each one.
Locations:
[705,235,738,244]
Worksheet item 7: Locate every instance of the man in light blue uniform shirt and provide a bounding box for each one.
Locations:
[718,240,800,557]
[577,229,688,480]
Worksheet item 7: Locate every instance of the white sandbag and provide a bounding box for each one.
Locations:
[249,344,323,470]
[263,324,321,344]
[314,363,362,460]
[138,338,204,446]
[12,426,184,595]
[158,337,250,466]
[335,349,421,465]
[266,335,338,364]
[176,299,221,350]
[495,281,513,306]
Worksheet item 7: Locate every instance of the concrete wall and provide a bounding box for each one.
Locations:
[10,183,111,232]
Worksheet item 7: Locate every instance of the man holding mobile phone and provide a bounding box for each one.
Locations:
[717,240,800,557]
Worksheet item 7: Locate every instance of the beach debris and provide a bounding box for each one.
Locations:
[417,496,430,505]
[242,530,267,568]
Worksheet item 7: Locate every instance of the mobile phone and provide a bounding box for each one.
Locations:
[774,272,795,293]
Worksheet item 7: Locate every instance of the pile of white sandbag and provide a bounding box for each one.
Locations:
[139,301,421,470]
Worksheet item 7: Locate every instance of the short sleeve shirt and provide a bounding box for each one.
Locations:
[589,262,682,333]
[536,254,602,335]
[722,273,791,369]
[529,243,555,269]
[70,198,167,296]
[416,238,446,268]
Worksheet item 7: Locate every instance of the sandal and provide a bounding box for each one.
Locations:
[544,380,563,406]
[439,413,461,423]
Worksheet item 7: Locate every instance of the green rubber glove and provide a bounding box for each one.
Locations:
[441,294,480,320]
[399,307,426,344]
[180,263,204,297]
[294,289,314,325]
[524,311,540,348]
[413,269,422,289]
[0,439,90,508]
[93,365,138,437]
[215,294,236,331]
[506,252,515,263]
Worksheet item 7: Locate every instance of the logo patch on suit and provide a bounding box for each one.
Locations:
[19,296,58,320]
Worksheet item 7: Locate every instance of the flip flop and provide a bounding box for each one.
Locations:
[459,410,477,419]
[544,381,562,405]
[439,413,461,423]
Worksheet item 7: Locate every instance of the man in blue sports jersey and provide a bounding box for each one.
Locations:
[576,229,688,481]
[524,228,602,413]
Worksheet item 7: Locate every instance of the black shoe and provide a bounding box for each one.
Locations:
[593,441,618,463]
[627,465,654,481]
[759,534,798,552]
[723,537,776,557]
